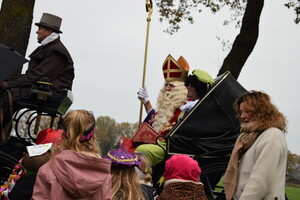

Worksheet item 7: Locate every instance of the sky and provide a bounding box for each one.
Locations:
[1,0,300,154]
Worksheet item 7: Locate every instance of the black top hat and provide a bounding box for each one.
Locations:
[35,13,63,33]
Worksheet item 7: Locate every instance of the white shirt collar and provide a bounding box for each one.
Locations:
[41,32,59,46]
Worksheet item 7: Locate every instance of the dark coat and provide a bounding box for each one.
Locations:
[8,175,36,200]
[156,180,208,200]
[8,37,74,95]
[141,184,156,200]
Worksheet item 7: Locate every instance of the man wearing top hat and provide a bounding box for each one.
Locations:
[1,12,74,94]
[0,13,74,136]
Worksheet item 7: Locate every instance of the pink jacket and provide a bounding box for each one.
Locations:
[32,150,112,200]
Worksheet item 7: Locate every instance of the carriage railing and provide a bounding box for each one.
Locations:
[13,79,73,142]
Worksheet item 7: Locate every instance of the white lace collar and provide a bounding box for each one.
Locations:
[180,99,199,112]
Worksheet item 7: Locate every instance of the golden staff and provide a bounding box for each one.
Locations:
[139,0,153,126]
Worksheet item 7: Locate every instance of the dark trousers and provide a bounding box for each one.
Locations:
[1,90,20,143]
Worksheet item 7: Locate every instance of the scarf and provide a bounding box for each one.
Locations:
[223,118,286,200]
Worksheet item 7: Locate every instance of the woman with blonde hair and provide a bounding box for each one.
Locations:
[32,110,112,200]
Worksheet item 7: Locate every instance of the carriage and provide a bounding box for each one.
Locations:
[147,71,247,199]
[1,70,246,199]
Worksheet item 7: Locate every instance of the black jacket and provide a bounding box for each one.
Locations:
[8,38,74,94]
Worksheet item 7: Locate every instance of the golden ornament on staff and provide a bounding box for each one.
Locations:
[139,0,153,126]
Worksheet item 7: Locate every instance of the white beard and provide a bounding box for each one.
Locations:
[152,81,187,132]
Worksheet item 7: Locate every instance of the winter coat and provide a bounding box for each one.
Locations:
[234,127,287,200]
[141,184,156,200]
[156,179,208,200]
[8,38,74,95]
[32,150,112,200]
[8,175,36,200]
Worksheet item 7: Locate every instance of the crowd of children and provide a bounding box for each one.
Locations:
[0,109,209,200]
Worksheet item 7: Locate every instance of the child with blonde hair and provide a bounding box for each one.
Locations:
[104,148,155,200]
[32,110,112,200]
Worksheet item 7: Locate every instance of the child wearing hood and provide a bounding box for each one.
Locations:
[32,110,112,200]
[157,154,207,200]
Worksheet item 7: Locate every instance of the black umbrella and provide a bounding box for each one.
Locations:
[0,43,28,82]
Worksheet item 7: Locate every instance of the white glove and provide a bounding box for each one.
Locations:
[137,86,149,104]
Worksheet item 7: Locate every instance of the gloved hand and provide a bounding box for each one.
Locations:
[137,86,149,104]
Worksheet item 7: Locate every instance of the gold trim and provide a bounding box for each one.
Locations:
[198,154,231,159]
[36,81,53,85]
[162,54,189,82]
[139,0,153,126]
[107,151,139,162]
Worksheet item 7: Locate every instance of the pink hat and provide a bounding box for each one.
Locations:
[36,128,63,145]
[103,148,141,167]
[164,154,201,182]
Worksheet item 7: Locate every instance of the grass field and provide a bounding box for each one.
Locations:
[285,183,300,200]
[216,178,300,199]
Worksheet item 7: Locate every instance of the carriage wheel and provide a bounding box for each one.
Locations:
[200,161,227,200]
[13,108,60,143]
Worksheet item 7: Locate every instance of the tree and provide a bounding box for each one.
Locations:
[286,150,300,183]
[218,0,263,78]
[0,0,35,79]
[95,116,118,155]
[1,1,299,79]
[287,151,300,175]
[284,0,300,24]
[95,116,138,155]
[115,122,139,138]
[155,0,298,79]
